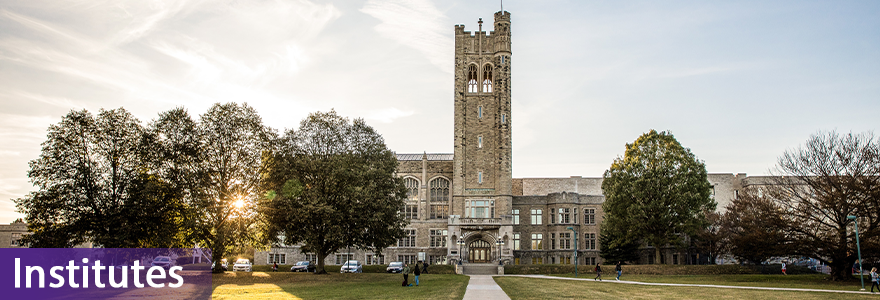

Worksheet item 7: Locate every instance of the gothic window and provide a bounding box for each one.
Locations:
[429,178,450,202]
[402,204,418,220]
[531,209,542,225]
[430,229,448,247]
[467,65,478,93]
[558,208,571,224]
[531,233,543,250]
[482,65,493,92]
[512,209,520,225]
[430,205,448,219]
[560,232,571,250]
[404,177,419,200]
[584,208,595,225]
[398,229,416,247]
[586,233,596,250]
[512,233,520,250]
[466,199,494,218]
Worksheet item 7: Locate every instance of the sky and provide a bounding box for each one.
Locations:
[0,0,878,223]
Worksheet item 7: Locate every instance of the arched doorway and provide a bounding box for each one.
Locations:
[468,239,491,263]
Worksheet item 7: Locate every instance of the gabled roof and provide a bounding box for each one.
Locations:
[395,153,454,161]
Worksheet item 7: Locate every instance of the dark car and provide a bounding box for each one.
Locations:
[386,261,403,273]
[290,261,316,272]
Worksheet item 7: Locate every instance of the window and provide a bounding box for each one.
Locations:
[305,254,317,264]
[467,65,478,93]
[478,106,483,118]
[563,257,571,265]
[430,205,449,219]
[586,233,596,250]
[501,56,505,64]
[584,208,595,225]
[710,185,715,199]
[366,254,385,265]
[512,233,520,250]
[478,171,483,184]
[404,177,419,200]
[551,233,556,250]
[530,209,542,225]
[514,257,520,265]
[335,254,353,265]
[551,257,556,264]
[573,208,578,224]
[403,204,418,220]
[531,233,543,250]
[466,200,494,218]
[429,178,450,202]
[430,229,448,248]
[532,257,543,265]
[398,255,417,265]
[558,208,571,224]
[478,136,483,148]
[482,65,493,93]
[268,254,286,264]
[587,257,596,266]
[501,114,506,124]
[512,209,520,225]
[11,233,21,246]
[560,233,571,250]
[428,255,447,265]
[398,229,416,247]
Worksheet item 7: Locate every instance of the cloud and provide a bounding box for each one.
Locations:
[361,0,453,73]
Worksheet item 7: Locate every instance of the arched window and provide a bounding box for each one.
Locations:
[467,65,478,93]
[482,65,493,93]
[429,178,450,202]
[404,177,419,200]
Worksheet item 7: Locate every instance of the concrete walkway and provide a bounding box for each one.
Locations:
[504,274,879,295]
[462,275,511,300]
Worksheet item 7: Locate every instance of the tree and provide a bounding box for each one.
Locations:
[263,110,408,274]
[721,188,790,264]
[601,130,716,264]
[599,226,641,263]
[15,108,187,248]
[191,103,276,272]
[765,131,880,280]
[692,210,729,265]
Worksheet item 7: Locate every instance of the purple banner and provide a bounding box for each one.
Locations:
[1,248,212,299]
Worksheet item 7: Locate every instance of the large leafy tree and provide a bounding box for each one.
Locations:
[692,210,729,265]
[263,110,408,274]
[16,108,187,248]
[765,131,880,281]
[193,103,276,272]
[601,130,715,264]
[721,188,790,264]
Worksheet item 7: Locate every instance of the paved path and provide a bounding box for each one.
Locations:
[462,275,511,300]
[504,274,878,295]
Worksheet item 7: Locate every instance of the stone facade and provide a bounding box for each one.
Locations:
[0,221,28,248]
[256,9,759,267]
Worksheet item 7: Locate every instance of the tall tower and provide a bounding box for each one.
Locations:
[450,10,513,264]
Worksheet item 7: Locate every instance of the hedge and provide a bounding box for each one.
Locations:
[504,264,818,275]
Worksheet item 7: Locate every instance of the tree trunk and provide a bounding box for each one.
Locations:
[654,247,661,265]
[212,236,226,273]
[316,248,327,274]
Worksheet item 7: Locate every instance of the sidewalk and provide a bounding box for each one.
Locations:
[504,274,879,295]
[462,275,511,300]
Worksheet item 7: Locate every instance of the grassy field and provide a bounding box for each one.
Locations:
[603,274,868,291]
[212,271,468,300]
[494,276,877,300]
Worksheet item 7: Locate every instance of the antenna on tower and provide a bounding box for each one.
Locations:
[501,0,504,14]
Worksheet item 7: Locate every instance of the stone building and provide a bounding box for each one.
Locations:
[0,221,28,248]
[256,10,750,268]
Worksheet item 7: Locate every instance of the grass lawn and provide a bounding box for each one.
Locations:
[212,271,468,300]
[494,276,877,300]
[608,274,869,291]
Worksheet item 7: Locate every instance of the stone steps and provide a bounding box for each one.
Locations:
[463,263,499,275]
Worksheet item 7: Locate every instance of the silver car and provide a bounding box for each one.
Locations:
[232,258,252,272]
[340,260,362,273]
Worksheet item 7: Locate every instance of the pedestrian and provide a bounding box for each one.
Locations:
[402,263,411,287]
[872,267,880,293]
[781,261,787,275]
[413,261,422,286]
[615,261,622,281]
[422,260,428,274]
[273,262,278,272]
[594,263,602,281]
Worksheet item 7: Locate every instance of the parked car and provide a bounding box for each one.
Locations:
[233,259,252,272]
[290,261,316,272]
[386,261,403,273]
[151,256,174,269]
[340,260,362,273]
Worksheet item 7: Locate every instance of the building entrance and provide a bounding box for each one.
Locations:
[468,240,491,263]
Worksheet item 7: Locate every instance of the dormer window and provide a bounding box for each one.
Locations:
[467,65,478,93]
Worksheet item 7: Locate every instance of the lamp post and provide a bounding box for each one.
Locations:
[847,215,865,291]
[567,226,578,277]
[496,238,504,265]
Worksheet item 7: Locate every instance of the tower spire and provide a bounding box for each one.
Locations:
[478,18,483,31]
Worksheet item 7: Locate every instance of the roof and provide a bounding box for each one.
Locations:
[396,153,454,161]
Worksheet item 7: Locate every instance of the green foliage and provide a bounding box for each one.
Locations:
[16,108,188,248]
[599,226,641,263]
[263,110,408,274]
[601,130,715,263]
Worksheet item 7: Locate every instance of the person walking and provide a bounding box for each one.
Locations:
[402,263,411,287]
[871,267,880,293]
[422,260,428,274]
[781,261,787,275]
[594,263,602,281]
[413,261,422,286]
[615,261,622,281]
[272,262,278,272]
